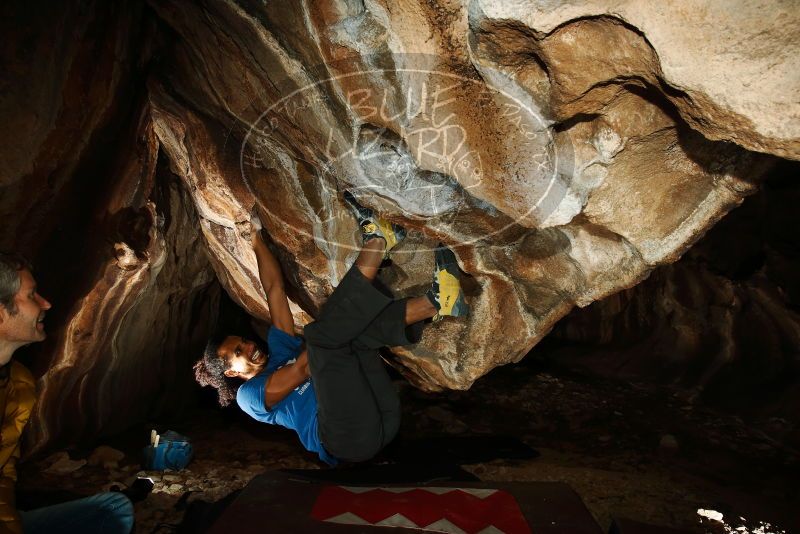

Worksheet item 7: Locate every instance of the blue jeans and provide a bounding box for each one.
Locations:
[20,492,134,534]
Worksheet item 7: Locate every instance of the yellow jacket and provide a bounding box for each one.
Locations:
[0,362,36,534]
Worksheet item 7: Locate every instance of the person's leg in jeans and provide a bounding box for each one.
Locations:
[19,492,134,534]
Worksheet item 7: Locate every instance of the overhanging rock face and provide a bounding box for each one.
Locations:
[2,1,798,451]
[148,0,792,390]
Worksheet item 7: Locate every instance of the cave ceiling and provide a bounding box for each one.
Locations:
[0,0,797,450]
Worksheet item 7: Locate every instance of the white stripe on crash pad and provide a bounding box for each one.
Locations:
[424,518,470,533]
[374,513,419,528]
[338,486,498,498]
[338,486,376,494]
[424,487,498,498]
[323,512,370,525]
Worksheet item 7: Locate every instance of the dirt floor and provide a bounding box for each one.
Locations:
[18,359,798,533]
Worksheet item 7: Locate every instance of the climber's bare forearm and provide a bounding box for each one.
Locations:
[252,233,282,291]
[264,349,310,408]
[253,232,294,334]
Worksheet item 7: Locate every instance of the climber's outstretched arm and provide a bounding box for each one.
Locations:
[251,223,294,335]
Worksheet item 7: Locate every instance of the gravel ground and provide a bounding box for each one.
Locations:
[18,361,798,533]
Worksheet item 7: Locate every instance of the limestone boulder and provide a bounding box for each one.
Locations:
[147,0,785,389]
[1,0,798,452]
[473,0,800,160]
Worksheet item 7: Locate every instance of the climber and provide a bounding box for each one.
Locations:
[0,252,134,534]
[193,191,469,465]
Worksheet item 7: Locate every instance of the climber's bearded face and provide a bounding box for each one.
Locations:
[0,269,52,349]
[218,336,267,380]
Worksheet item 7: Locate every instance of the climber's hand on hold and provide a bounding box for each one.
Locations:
[248,211,294,335]
[249,213,264,246]
[250,213,263,232]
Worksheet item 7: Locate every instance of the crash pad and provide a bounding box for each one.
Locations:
[207,470,602,533]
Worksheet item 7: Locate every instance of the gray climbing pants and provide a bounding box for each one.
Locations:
[304,267,423,463]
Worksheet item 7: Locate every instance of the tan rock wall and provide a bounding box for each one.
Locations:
[1,0,797,449]
[148,0,784,389]
[1,1,220,452]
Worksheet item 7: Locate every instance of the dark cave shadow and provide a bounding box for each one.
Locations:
[553,112,602,133]
[628,81,775,190]
[379,434,540,466]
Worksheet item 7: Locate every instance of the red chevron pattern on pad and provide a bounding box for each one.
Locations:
[311,486,531,533]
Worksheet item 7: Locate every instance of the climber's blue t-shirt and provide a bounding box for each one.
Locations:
[236,327,337,466]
